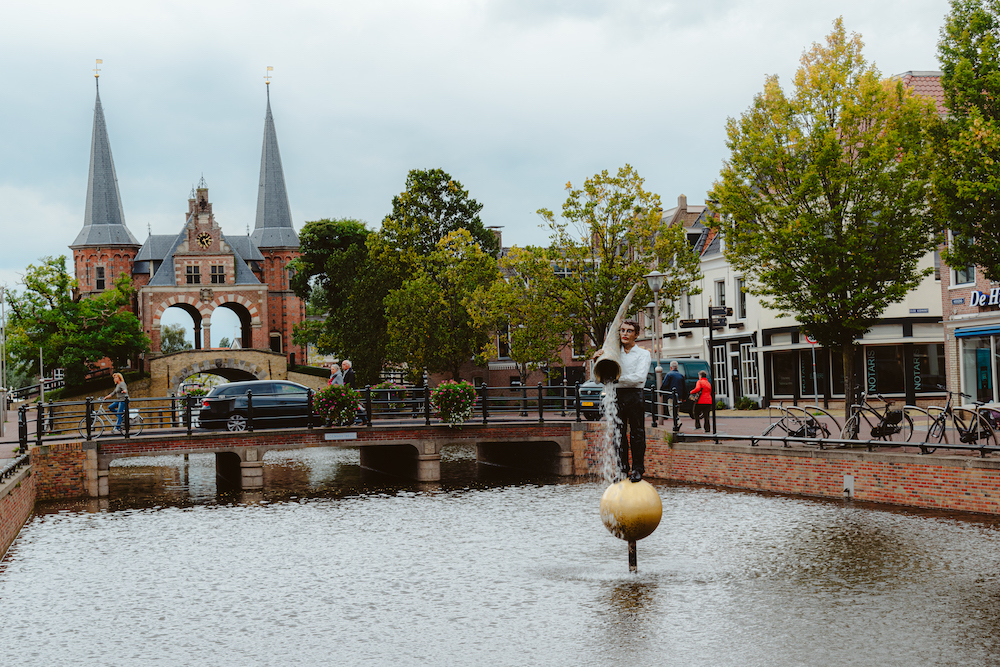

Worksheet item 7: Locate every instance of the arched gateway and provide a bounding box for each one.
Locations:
[149,349,289,397]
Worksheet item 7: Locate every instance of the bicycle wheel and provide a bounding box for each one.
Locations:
[784,406,831,440]
[964,413,998,448]
[841,413,861,440]
[128,414,144,436]
[927,415,948,444]
[78,416,104,439]
[878,411,913,443]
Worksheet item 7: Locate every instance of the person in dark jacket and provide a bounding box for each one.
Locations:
[342,360,356,389]
[660,361,687,418]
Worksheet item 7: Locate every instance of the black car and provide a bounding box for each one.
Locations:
[578,358,712,421]
[198,380,315,431]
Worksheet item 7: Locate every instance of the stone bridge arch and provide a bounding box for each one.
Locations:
[149,349,289,397]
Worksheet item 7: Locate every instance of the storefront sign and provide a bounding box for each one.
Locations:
[970,288,1000,307]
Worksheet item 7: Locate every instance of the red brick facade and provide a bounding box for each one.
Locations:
[0,466,35,559]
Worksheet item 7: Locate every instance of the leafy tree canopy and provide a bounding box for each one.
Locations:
[160,324,192,354]
[385,230,500,380]
[6,256,150,386]
[934,0,1000,281]
[708,18,939,412]
[289,218,388,386]
[535,164,702,349]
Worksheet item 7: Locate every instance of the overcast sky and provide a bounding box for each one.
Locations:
[1,0,951,339]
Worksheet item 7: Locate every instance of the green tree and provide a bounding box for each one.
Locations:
[6,256,150,386]
[218,336,231,349]
[933,0,1000,280]
[708,19,939,417]
[536,164,702,350]
[468,246,569,383]
[160,324,192,354]
[385,230,500,380]
[370,168,499,283]
[289,218,389,386]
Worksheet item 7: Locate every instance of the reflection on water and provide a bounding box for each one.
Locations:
[3,444,1000,666]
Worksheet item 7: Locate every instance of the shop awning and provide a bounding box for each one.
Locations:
[955,326,1000,338]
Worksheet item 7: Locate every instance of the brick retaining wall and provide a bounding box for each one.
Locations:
[31,442,89,500]
[579,423,1000,514]
[1,466,35,559]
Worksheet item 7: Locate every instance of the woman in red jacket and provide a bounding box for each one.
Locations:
[691,370,713,432]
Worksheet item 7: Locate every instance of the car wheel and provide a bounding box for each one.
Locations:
[227,413,248,432]
[584,411,601,421]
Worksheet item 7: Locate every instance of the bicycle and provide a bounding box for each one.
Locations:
[762,403,841,445]
[77,400,144,438]
[923,388,998,452]
[841,388,913,443]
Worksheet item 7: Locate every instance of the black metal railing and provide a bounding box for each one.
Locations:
[0,451,30,482]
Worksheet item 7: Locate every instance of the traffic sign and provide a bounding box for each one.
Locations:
[804,334,817,345]
[709,306,733,317]
[679,318,709,328]
[711,317,727,328]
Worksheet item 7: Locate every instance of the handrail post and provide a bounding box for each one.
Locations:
[561,373,567,417]
[651,388,658,429]
[538,382,544,423]
[520,384,528,417]
[365,386,373,426]
[247,391,254,432]
[185,395,193,436]
[18,405,27,452]
[424,386,431,426]
[307,388,314,429]
[85,397,93,441]
[123,396,130,439]
[36,401,43,446]
[672,391,680,432]
[481,385,489,424]
[575,382,582,423]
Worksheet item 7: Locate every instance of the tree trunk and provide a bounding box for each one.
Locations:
[842,342,856,423]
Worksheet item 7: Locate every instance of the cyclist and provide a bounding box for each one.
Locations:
[102,372,129,433]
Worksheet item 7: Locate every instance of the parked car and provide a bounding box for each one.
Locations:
[578,358,712,421]
[198,380,315,431]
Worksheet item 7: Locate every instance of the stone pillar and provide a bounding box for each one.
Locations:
[415,453,441,482]
[241,447,264,489]
[555,450,575,476]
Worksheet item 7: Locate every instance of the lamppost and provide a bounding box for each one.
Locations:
[644,270,666,407]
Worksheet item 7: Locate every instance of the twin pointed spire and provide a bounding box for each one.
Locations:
[71,79,139,247]
[251,83,299,248]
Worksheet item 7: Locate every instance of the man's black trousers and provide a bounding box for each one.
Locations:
[615,387,645,475]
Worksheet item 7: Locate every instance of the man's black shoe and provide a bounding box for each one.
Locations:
[629,470,642,483]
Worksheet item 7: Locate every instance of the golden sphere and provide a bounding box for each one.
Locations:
[600,479,662,541]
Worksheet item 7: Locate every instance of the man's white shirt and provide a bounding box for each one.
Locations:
[618,345,651,389]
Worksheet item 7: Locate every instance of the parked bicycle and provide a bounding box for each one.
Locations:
[77,400,144,438]
[763,404,840,442]
[923,387,998,452]
[841,388,913,442]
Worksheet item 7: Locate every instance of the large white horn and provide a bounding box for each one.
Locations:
[593,283,641,384]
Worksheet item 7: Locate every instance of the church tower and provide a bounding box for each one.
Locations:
[70,76,140,296]
[250,83,306,364]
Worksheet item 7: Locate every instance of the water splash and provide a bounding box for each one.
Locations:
[599,385,623,484]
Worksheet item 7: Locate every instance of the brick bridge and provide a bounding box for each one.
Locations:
[40,422,585,497]
[149,348,305,397]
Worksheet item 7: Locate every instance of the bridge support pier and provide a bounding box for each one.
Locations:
[360,444,441,482]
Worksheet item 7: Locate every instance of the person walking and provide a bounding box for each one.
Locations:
[329,363,344,386]
[103,372,129,433]
[660,360,687,420]
[691,370,713,433]
[342,360,355,389]
[593,320,651,483]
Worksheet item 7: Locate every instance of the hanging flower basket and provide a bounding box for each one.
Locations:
[314,384,361,426]
[431,380,477,427]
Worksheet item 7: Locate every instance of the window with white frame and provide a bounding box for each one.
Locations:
[953,265,976,285]
[740,343,759,396]
[736,277,747,319]
[713,345,728,397]
[715,280,726,308]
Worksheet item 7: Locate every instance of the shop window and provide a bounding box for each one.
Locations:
[95,267,105,291]
[186,265,201,285]
[713,345,728,397]
[963,337,994,403]
[210,265,225,284]
[912,344,946,394]
[864,346,905,395]
[771,351,797,397]
[740,343,759,396]
[799,349,828,399]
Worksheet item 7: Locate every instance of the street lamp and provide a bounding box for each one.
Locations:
[644,270,666,412]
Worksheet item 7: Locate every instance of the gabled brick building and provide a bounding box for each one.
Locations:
[70,79,306,370]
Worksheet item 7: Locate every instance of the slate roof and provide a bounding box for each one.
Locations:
[71,82,140,248]
[145,219,262,286]
[251,88,299,249]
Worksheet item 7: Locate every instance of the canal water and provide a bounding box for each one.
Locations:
[3,444,1000,666]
